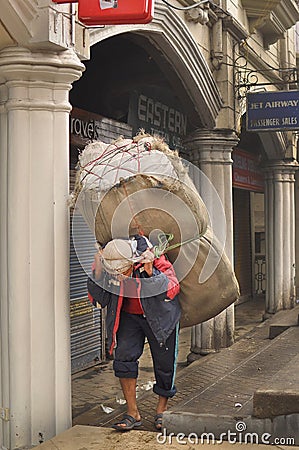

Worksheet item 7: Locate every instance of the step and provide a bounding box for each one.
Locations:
[253,351,299,418]
[163,325,299,445]
[269,313,299,339]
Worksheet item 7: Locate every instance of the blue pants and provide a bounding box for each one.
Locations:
[113,311,179,398]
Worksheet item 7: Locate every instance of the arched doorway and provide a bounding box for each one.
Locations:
[69,12,222,371]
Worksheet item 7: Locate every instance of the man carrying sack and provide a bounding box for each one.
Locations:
[87,234,181,432]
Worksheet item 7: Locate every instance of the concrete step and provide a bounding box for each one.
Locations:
[253,351,299,418]
[165,326,299,418]
[269,313,299,339]
[162,311,299,445]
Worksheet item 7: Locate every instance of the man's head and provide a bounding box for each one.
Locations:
[101,239,134,277]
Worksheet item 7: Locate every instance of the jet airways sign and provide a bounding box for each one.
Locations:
[247,90,299,132]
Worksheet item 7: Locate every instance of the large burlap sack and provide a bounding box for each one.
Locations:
[167,228,239,327]
[72,134,239,327]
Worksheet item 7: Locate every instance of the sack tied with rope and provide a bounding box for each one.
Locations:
[71,134,240,327]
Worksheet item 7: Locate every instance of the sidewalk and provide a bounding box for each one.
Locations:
[71,298,265,428]
[71,299,299,445]
[35,425,296,450]
[33,299,299,449]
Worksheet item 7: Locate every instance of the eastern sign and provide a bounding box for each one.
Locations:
[247,90,299,132]
[128,89,188,153]
[232,148,264,192]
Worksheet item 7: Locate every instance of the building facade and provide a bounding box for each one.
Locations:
[0,0,298,448]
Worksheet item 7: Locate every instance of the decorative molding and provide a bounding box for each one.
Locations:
[251,11,285,48]
[0,1,88,56]
[184,128,239,164]
[0,0,36,44]
[241,0,299,47]
[0,46,84,89]
[89,1,223,129]
[222,16,249,42]
[263,160,298,182]
[258,131,289,160]
[185,2,210,25]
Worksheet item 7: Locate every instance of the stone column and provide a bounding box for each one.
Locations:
[296,171,299,299]
[185,129,239,358]
[264,161,298,315]
[0,47,84,450]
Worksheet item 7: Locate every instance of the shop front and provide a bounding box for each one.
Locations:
[232,148,265,302]
[68,34,194,370]
[68,17,223,366]
[69,107,133,372]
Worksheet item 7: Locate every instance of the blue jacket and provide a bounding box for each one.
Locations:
[87,237,181,354]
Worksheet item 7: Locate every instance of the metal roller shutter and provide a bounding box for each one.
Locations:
[69,110,133,373]
[69,169,105,373]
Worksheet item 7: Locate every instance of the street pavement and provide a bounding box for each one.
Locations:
[65,298,299,448]
[71,298,266,427]
[35,424,298,450]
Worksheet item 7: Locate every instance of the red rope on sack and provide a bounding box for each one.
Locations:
[80,139,149,238]
[136,140,141,173]
[122,182,144,236]
[113,143,127,185]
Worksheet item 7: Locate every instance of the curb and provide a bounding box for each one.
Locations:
[163,411,299,446]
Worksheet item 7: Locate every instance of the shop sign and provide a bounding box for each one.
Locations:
[77,0,153,25]
[247,90,299,132]
[128,90,188,153]
[232,149,264,192]
[70,108,103,144]
[52,0,153,24]
[52,0,77,3]
[70,107,133,149]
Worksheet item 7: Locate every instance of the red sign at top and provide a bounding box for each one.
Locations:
[79,0,154,25]
[52,0,154,25]
[232,149,264,192]
[52,0,77,3]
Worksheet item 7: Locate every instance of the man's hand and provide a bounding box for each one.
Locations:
[94,249,103,280]
[141,249,154,277]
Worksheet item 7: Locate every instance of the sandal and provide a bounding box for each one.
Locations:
[112,414,142,432]
[154,413,163,431]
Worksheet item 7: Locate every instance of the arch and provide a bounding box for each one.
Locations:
[239,112,288,160]
[258,131,288,160]
[89,1,223,129]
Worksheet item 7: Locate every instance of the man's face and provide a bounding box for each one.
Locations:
[115,265,133,281]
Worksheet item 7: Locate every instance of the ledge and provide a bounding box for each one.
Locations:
[241,0,299,47]
[253,353,299,418]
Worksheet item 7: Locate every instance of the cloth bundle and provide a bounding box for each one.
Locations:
[71,134,240,327]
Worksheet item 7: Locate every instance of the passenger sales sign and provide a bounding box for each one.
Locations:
[247,90,299,132]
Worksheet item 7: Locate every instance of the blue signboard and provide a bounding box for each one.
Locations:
[247,90,299,132]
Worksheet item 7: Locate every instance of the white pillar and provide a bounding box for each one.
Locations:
[185,129,239,356]
[0,47,84,450]
[296,171,299,299]
[264,161,298,315]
